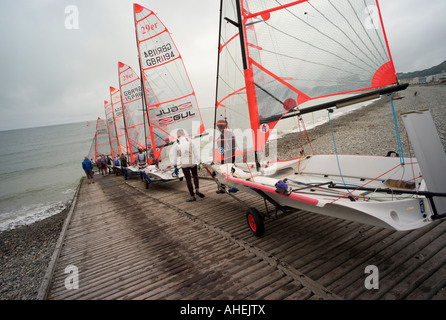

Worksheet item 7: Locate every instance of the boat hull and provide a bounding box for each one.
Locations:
[208,155,433,231]
[140,165,184,188]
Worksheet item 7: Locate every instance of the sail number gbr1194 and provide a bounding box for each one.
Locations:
[143,43,175,68]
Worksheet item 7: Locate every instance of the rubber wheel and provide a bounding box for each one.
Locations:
[145,180,149,189]
[246,208,264,237]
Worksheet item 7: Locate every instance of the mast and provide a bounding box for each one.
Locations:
[133,4,158,164]
[109,88,122,156]
[213,0,224,163]
[235,0,261,169]
[117,63,135,162]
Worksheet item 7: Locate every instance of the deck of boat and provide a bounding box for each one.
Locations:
[39,172,446,300]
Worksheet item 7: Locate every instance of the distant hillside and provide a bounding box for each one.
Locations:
[397,60,446,80]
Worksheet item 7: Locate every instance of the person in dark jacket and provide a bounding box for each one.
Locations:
[82,156,95,184]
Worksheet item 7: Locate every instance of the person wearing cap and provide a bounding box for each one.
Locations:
[171,129,205,202]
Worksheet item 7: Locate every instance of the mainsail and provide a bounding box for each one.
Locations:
[118,61,150,163]
[109,86,129,158]
[215,0,403,157]
[104,100,120,159]
[133,3,205,161]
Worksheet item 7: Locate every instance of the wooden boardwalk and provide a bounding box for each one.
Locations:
[40,172,446,300]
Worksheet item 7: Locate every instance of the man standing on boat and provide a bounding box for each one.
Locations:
[171,129,205,202]
[82,156,95,184]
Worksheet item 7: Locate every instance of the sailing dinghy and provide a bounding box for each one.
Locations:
[133,3,205,188]
[208,0,446,236]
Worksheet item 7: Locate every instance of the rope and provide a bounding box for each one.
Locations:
[389,93,405,165]
[328,109,349,190]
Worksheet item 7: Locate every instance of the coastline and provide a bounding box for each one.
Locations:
[1,84,445,300]
[0,208,68,299]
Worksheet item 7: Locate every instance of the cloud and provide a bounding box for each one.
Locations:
[0,0,444,131]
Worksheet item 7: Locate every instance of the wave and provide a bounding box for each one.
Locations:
[0,199,70,233]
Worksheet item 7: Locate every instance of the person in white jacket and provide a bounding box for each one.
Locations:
[171,129,205,202]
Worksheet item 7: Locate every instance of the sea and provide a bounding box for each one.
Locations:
[0,121,96,232]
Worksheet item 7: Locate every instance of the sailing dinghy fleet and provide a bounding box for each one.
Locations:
[87,1,446,237]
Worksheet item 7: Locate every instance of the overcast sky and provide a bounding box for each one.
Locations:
[0,0,445,131]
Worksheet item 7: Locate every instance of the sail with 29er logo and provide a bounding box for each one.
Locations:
[118,61,150,164]
[133,3,205,162]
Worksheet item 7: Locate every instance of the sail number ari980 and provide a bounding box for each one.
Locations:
[143,43,175,67]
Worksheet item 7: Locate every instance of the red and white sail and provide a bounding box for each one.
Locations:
[109,86,129,158]
[104,100,120,159]
[215,0,400,158]
[118,61,151,163]
[133,3,205,161]
[91,117,111,161]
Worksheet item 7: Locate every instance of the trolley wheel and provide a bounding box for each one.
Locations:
[179,177,183,181]
[246,208,264,237]
[124,174,128,180]
[145,179,149,189]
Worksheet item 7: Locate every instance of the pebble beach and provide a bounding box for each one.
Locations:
[1,84,445,300]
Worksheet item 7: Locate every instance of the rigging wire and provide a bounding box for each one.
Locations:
[328,108,349,190]
[389,93,405,165]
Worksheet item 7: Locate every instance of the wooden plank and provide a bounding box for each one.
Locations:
[43,174,446,300]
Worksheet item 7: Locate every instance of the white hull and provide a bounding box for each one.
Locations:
[140,164,184,187]
[209,155,434,231]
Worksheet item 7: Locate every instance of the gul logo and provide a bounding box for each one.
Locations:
[156,102,195,127]
[155,102,193,117]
